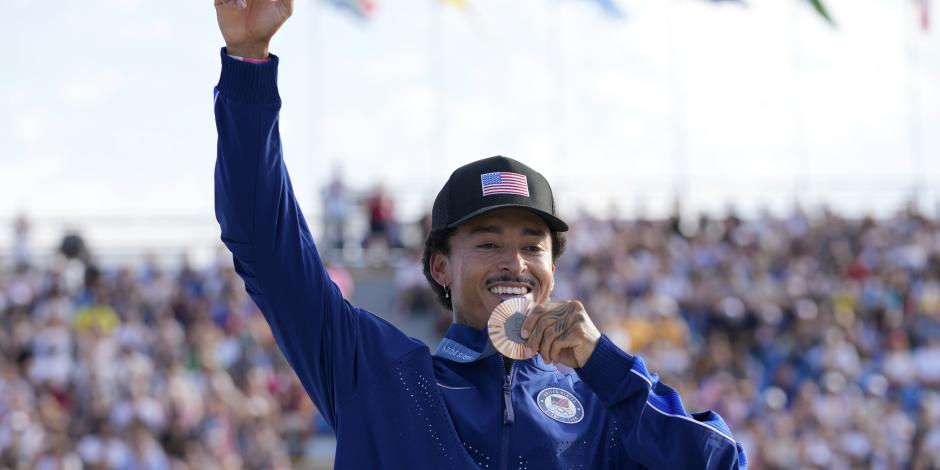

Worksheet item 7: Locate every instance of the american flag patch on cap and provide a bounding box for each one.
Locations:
[481,172,529,197]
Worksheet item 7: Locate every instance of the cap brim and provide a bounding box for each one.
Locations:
[444,203,569,232]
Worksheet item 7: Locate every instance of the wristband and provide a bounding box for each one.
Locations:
[228,53,270,64]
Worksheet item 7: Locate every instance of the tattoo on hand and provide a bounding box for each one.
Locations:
[557,316,584,340]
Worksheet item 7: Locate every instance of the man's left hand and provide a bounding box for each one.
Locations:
[521,300,601,368]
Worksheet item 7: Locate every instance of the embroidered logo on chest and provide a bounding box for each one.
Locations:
[536,388,584,424]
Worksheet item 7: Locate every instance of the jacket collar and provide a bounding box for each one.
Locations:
[434,323,498,363]
[434,323,557,371]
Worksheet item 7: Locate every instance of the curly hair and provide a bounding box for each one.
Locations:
[421,228,567,310]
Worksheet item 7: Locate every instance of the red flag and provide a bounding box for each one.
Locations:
[916,0,930,31]
[325,0,375,20]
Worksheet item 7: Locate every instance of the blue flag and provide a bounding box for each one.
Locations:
[591,0,625,19]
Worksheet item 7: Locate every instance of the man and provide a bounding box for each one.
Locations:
[213,0,747,468]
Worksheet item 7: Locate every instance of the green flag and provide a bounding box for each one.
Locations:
[807,0,835,25]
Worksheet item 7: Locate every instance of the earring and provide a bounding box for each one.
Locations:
[444,284,450,299]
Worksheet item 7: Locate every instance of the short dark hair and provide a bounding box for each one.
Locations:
[421,227,567,310]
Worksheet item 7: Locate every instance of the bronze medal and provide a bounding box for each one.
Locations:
[487,297,536,360]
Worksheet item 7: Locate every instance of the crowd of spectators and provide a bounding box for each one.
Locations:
[552,206,940,469]
[1,224,332,468]
[3,204,940,469]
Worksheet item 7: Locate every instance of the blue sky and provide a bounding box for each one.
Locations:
[1,0,938,232]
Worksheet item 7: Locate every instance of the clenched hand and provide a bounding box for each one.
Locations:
[521,300,601,368]
[215,0,293,59]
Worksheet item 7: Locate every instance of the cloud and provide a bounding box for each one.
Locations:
[60,70,126,106]
[15,112,47,147]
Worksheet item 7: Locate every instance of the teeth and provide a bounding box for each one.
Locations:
[489,286,528,295]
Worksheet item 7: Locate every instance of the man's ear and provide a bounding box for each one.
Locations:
[430,251,450,287]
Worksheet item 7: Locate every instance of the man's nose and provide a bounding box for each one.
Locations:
[498,247,527,274]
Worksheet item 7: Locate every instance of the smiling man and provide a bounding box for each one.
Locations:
[213,0,747,468]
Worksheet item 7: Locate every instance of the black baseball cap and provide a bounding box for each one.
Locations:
[430,156,568,233]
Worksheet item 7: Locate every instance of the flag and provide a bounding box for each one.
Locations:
[591,0,625,19]
[442,0,487,36]
[915,0,931,31]
[551,396,571,410]
[325,0,376,20]
[806,0,835,25]
[481,172,529,197]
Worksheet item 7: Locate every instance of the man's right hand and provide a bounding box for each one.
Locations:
[215,0,293,59]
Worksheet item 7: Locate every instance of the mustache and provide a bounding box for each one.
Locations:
[484,275,536,288]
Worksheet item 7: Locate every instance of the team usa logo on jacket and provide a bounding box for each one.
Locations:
[536,388,584,424]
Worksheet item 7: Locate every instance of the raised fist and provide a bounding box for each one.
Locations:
[214,0,293,59]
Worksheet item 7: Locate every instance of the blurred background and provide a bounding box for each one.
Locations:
[1,0,939,468]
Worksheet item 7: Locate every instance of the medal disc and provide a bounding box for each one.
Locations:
[487,297,536,360]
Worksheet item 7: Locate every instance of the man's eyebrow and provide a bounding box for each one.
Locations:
[523,227,547,237]
[468,226,501,235]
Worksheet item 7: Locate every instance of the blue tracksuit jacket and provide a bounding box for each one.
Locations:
[213,49,747,469]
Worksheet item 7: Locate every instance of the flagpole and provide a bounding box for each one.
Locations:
[309,0,323,157]
[906,2,926,210]
[547,0,566,180]
[308,0,324,231]
[664,0,687,213]
[787,0,809,210]
[429,0,447,182]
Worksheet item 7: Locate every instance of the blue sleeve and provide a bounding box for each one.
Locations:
[577,336,748,469]
[212,48,422,429]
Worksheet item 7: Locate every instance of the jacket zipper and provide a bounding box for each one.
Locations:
[500,360,517,470]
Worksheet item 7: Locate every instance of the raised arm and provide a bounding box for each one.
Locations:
[212,0,421,429]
